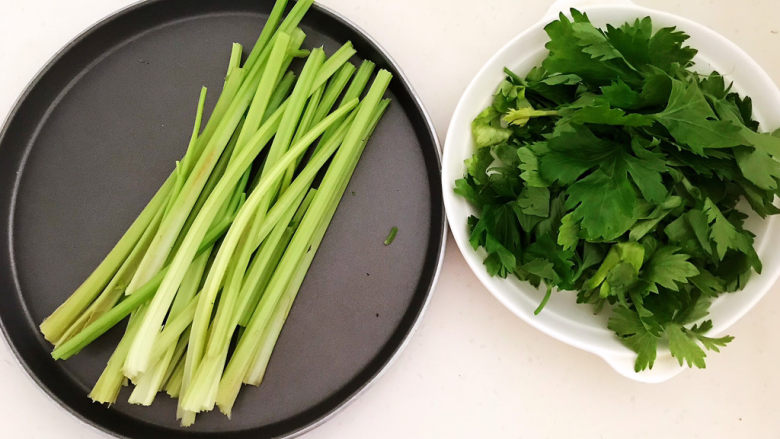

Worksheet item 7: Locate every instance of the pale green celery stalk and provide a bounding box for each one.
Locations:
[294,85,325,145]
[175,294,200,423]
[190,66,245,160]
[281,85,325,189]
[229,0,310,100]
[242,112,356,259]
[128,323,192,405]
[124,42,270,297]
[275,0,314,42]
[311,42,356,91]
[138,104,284,399]
[242,0,289,71]
[339,61,376,104]
[54,198,167,346]
[50,213,235,361]
[151,294,197,360]
[274,43,356,194]
[318,61,375,148]
[227,168,252,217]
[238,189,316,327]
[226,43,242,76]
[244,99,389,385]
[311,62,355,125]
[103,239,209,406]
[258,49,324,176]
[180,409,196,427]
[162,327,190,388]
[123,101,288,379]
[164,355,185,397]
[176,87,209,197]
[88,310,144,404]
[39,174,175,344]
[241,47,324,258]
[178,51,324,394]
[179,100,358,414]
[247,80,372,249]
[170,247,211,320]
[265,71,296,119]
[171,117,245,255]
[215,72,390,414]
[179,190,310,412]
[162,87,209,220]
[128,338,176,405]
[232,32,291,156]
[253,29,303,124]
[181,38,245,169]
[162,164,182,219]
[268,28,305,107]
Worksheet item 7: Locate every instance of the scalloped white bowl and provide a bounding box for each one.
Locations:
[442,2,780,382]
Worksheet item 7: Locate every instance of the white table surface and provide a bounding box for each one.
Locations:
[2,0,780,437]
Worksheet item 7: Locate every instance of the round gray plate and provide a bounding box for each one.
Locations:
[0,0,444,437]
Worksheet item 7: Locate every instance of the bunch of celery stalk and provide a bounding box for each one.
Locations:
[38,0,391,425]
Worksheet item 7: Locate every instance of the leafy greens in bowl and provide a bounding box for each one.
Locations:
[443,5,780,382]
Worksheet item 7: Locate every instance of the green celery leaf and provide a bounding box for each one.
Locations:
[539,125,623,185]
[653,80,743,154]
[608,306,658,372]
[516,144,549,187]
[557,212,580,251]
[516,186,550,217]
[702,198,750,260]
[472,107,512,148]
[666,324,707,368]
[542,10,640,86]
[694,333,734,353]
[643,246,699,292]
[565,169,637,240]
[690,270,724,297]
[734,146,780,190]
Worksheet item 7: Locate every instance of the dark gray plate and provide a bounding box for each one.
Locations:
[0,0,444,437]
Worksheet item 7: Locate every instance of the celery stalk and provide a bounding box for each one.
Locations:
[169,247,210,321]
[162,327,190,390]
[88,310,144,404]
[311,42,356,91]
[318,60,375,148]
[123,102,288,378]
[50,212,235,361]
[244,99,389,385]
[216,71,391,414]
[178,101,359,412]
[226,43,242,77]
[238,189,316,327]
[178,189,310,412]
[232,32,291,155]
[242,0,290,71]
[180,50,326,394]
[311,62,355,126]
[281,84,325,189]
[39,174,174,344]
[264,71,296,120]
[246,63,377,248]
[54,197,166,346]
[164,354,186,398]
[171,117,245,255]
[124,36,273,297]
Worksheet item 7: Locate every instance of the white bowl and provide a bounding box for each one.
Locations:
[442,0,780,382]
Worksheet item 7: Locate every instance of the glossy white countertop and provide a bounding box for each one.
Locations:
[2,0,779,437]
